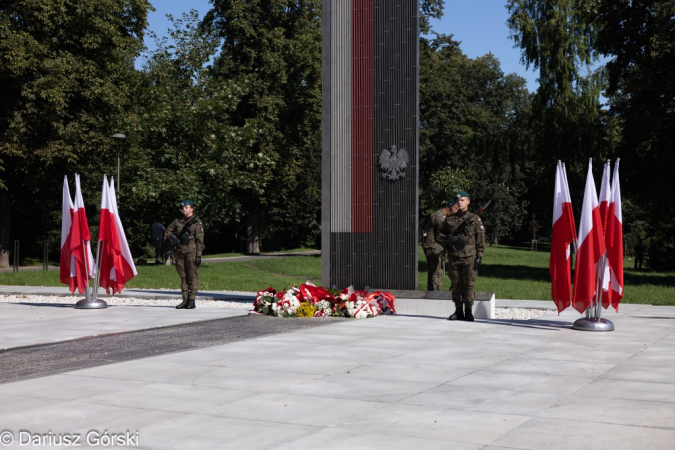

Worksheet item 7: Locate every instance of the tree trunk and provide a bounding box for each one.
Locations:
[0,190,10,268]
[246,206,260,254]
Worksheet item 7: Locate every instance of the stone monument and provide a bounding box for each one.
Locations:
[321,0,420,290]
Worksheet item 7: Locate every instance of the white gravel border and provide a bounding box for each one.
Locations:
[0,294,253,309]
[2,295,554,319]
[494,307,552,320]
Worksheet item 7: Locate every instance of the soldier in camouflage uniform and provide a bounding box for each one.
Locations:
[165,200,205,309]
[423,200,457,290]
[442,191,485,321]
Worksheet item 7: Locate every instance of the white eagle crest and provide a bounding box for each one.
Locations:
[379,144,409,180]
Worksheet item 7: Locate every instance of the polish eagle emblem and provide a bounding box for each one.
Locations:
[379,145,409,180]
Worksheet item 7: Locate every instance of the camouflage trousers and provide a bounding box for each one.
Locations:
[175,250,199,300]
[424,249,445,291]
[448,255,477,306]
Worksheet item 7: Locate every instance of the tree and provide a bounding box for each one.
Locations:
[595,0,675,269]
[419,34,533,244]
[124,10,253,254]
[204,0,322,253]
[0,0,150,267]
[506,0,609,241]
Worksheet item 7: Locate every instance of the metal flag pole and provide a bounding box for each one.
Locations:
[91,239,103,302]
[75,175,108,309]
[75,240,107,309]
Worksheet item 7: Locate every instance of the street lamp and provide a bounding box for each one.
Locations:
[111,133,126,202]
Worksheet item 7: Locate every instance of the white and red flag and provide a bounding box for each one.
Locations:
[602,160,624,310]
[68,175,96,294]
[598,160,613,306]
[98,176,136,294]
[572,161,607,313]
[549,163,577,313]
[59,176,76,292]
[598,160,611,232]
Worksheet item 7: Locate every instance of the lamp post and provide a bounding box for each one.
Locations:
[111,133,126,202]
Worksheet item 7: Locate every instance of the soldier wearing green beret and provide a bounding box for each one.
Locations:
[165,200,205,309]
[442,191,485,321]
[423,200,458,291]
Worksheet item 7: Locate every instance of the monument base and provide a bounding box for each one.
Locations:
[380,291,495,319]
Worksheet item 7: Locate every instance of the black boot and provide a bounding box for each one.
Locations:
[176,295,189,309]
[176,299,189,309]
[448,302,465,320]
[463,303,475,322]
[185,298,196,309]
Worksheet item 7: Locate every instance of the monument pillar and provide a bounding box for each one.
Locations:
[322,0,420,290]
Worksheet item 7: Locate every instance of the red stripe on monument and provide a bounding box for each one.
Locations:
[351,0,373,233]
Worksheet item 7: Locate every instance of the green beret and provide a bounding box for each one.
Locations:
[456,191,470,199]
[179,199,195,208]
[445,199,456,207]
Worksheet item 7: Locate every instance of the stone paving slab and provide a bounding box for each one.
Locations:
[0,288,674,449]
[0,302,249,349]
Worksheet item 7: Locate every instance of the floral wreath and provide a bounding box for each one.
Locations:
[252,283,396,319]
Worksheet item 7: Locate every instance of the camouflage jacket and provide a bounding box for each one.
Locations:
[442,211,485,261]
[166,215,204,256]
[422,209,447,254]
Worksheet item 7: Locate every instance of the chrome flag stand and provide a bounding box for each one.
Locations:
[75,236,108,309]
[573,254,614,331]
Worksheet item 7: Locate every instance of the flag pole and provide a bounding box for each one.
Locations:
[83,239,91,302]
[74,175,108,309]
[572,159,614,331]
[92,239,103,302]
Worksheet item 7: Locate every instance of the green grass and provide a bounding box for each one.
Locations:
[2,246,674,305]
[0,255,322,293]
[205,247,318,258]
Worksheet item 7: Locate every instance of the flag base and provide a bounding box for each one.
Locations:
[573,317,614,332]
[75,299,108,309]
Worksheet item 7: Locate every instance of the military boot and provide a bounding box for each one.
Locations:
[185,298,196,309]
[463,303,475,322]
[176,293,189,309]
[447,301,465,320]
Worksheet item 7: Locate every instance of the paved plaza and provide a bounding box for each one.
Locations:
[1,287,674,449]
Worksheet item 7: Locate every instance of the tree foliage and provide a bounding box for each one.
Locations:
[124,10,254,253]
[419,34,532,244]
[0,0,150,265]
[595,0,675,269]
[203,0,322,253]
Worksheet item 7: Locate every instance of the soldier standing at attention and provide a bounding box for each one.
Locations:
[443,191,485,321]
[423,200,457,291]
[165,200,204,309]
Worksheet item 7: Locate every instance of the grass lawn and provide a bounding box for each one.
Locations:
[2,246,673,305]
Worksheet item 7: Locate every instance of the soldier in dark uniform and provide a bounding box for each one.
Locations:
[165,200,205,309]
[442,191,485,321]
[423,200,457,291]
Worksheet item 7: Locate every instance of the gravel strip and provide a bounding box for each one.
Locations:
[2,295,554,320]
[495,307,552,320]
[0,294,252,309]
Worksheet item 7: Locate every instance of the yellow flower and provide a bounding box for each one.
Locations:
[296,302,316,317]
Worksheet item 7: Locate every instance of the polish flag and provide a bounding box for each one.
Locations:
[98,176,137,294]
[69,174,96,294]
[598,160,613,307]
[572,161,607,313]
[598,160,611,232]
[603,160,624,310]
[549,163,577,313]
[59,177,77,292]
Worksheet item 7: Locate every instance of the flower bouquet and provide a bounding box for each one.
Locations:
[253,283,395,319]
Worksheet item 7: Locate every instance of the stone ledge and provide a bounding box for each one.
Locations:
[379,291,495,319]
